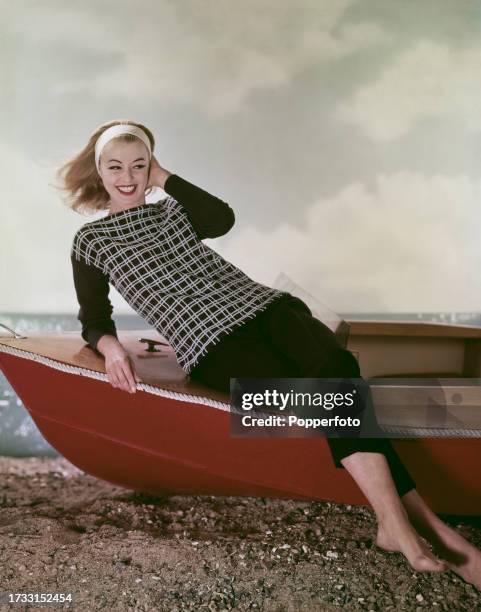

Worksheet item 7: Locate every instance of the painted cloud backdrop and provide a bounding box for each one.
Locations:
[2,0,481,313]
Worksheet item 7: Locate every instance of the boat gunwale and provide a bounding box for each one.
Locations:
[1,341,481,438]
[347,319,481,339]
[0,342,232,412]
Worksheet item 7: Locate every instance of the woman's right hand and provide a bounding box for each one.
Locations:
[98,336,142,394]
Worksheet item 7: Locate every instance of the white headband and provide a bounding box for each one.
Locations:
[95,124,152,173]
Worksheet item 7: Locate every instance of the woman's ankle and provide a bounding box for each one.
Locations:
[401,490,444,529]
[375,504,412,539]
[377,491,410,521]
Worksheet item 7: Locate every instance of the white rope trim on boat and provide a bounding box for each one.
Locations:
[0,342,232,413]
[380,425,481,438]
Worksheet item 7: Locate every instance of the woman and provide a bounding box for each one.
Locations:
[58,119,480,589]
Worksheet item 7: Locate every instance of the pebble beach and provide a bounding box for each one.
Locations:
[0,456,479,611]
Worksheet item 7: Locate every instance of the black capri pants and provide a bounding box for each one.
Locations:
[190,294,416,498]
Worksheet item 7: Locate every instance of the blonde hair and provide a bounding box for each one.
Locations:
[54,119,155,215]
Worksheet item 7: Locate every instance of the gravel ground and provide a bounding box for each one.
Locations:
[0,457,479,611]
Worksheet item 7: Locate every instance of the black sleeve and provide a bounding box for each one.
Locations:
[163,174,235,240]
[71,254,118,354]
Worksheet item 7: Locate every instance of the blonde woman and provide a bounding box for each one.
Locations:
[57,119,481,589]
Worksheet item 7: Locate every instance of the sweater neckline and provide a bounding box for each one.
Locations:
[105,202,149,218]
[89,200,164,243]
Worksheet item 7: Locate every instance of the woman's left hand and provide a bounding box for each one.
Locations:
[147,155,172,190]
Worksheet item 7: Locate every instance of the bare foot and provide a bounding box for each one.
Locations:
[400,490,481,591]
[376,519,447,573]
[409,516,481,590]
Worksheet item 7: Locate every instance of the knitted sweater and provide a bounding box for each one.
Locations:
[70,174,290,374]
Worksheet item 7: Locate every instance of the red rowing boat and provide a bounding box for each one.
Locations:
[1,320,480,515]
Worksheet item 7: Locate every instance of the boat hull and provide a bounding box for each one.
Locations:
[1,349,480,514]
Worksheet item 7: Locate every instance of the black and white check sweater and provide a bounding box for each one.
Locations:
[70,174,289,374]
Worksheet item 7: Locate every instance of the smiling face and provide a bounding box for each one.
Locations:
[98,138,151,212]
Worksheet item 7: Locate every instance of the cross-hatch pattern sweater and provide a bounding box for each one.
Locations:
[70,173,290,374]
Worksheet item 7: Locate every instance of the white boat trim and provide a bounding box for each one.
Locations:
[0,342,232,413]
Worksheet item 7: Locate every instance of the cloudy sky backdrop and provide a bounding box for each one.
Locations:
[2,0,481,314]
